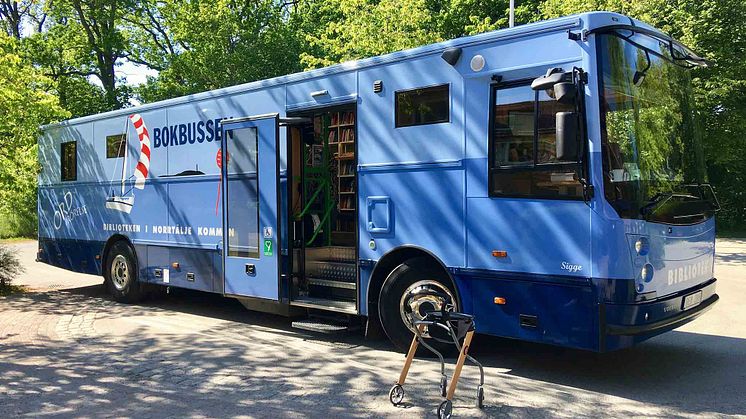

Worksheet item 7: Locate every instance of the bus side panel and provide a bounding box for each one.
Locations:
[357,51,467,311]
[466,194,592,277]
[37,237,103,275]
[465,273,598,351]
[358,168,465,269]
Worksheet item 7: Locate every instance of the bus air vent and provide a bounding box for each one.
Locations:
[519,314,539,329]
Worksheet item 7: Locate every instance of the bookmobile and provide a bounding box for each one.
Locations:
[38,11,719,353]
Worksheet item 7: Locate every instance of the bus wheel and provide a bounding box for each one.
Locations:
[378,258,457,354]
[104,241,143,303]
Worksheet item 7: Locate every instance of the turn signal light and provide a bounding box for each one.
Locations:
[492,250,508,258]
[494,297,506,305]
[171,262,180,269]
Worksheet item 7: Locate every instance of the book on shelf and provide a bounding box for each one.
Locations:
[339,196,355,210]
[339,161,354,175]
[339,128,353,142]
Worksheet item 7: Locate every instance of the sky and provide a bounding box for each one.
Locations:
[117,60,159,87]
[90,59,159,106]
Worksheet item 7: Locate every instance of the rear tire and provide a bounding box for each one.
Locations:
[378,258,458,354]
[104,241,143,303]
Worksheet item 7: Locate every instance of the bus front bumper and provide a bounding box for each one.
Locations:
[603,278,718,338]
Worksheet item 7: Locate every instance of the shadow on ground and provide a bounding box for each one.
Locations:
[2,285,744,417]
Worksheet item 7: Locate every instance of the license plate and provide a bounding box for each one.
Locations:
[682,290,703,310]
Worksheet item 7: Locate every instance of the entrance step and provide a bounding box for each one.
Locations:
[305,246,355,263]
[305,260,356,282]
[308,277,356,290]
[291,318,357,335]
[290,296,357,314]
[307,276,356,301]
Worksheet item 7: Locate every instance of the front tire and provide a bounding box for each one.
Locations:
[378,258,458,353]
[104,241,143,303]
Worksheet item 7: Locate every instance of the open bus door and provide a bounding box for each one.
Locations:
[220,114,280,300]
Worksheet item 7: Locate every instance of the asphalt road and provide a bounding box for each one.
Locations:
[1,239,745,418]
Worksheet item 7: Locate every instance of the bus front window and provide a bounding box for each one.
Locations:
[598,32,715,224]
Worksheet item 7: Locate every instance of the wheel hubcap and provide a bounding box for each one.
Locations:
[111,255,129,291]
[399,280,456,336]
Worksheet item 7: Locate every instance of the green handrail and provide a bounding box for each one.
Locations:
[294,177,328,221]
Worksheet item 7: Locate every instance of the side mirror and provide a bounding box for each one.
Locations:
[556,112,579,161]
[553,82,577,105]
[531,68,571,91]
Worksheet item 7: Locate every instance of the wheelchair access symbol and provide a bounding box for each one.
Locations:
[263,239,273,256]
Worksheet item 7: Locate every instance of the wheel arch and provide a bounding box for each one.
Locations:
[366,245,459,323]
[101,234,137,276]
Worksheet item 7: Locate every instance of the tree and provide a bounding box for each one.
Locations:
[427,0,541,38]
[47,0,131,109]
[0,0,34,38]
[22,22,112,117]
[299,0,441,69]
[0,33,68,237]
[133,0,303,102]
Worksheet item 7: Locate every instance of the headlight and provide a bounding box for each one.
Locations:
[641,263,654,283]
[635,237,650,256]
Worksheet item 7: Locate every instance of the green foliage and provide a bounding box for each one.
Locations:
[0,243,24,289]
[21,23,113,118]
[299,0,442,69]
[0,33,69,238]
[134,0,304,102]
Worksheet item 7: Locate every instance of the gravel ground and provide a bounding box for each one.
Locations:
[1,240,745,418]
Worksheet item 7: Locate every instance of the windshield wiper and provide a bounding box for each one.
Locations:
[640,192,699,219]
[684,183,721,211]
[591,25,710,68]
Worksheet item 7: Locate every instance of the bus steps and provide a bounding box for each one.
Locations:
[290,296,357,314]
[292,315,360,335]
[305,260,356,282]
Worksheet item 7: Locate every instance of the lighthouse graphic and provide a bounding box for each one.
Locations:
[105,114,151,213]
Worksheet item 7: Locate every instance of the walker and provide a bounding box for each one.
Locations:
[388,289,485,419]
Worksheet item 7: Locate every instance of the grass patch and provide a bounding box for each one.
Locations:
[0,210,36,240]
[0,237,35,244]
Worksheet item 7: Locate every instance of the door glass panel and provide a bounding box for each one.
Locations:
[226,127,259,258]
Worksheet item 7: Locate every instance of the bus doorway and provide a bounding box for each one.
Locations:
[221,114,281,300]
[287,106,358,314]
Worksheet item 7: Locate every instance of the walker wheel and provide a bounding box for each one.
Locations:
[389,384,404,406]
[437,400,453,419]
[477,386,484,409]
[440,376,448,397]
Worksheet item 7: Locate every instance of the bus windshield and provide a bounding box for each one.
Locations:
[598,31,712,224]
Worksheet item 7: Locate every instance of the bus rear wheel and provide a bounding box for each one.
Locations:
[378,258,458,354]
[104,241,143,303]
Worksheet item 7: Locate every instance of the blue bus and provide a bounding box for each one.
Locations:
[37,11,720,353]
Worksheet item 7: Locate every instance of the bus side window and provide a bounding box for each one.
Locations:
[489,82,582,199]
[106,134,126,159]
[395,84,450,127]
[61,141,77,182]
